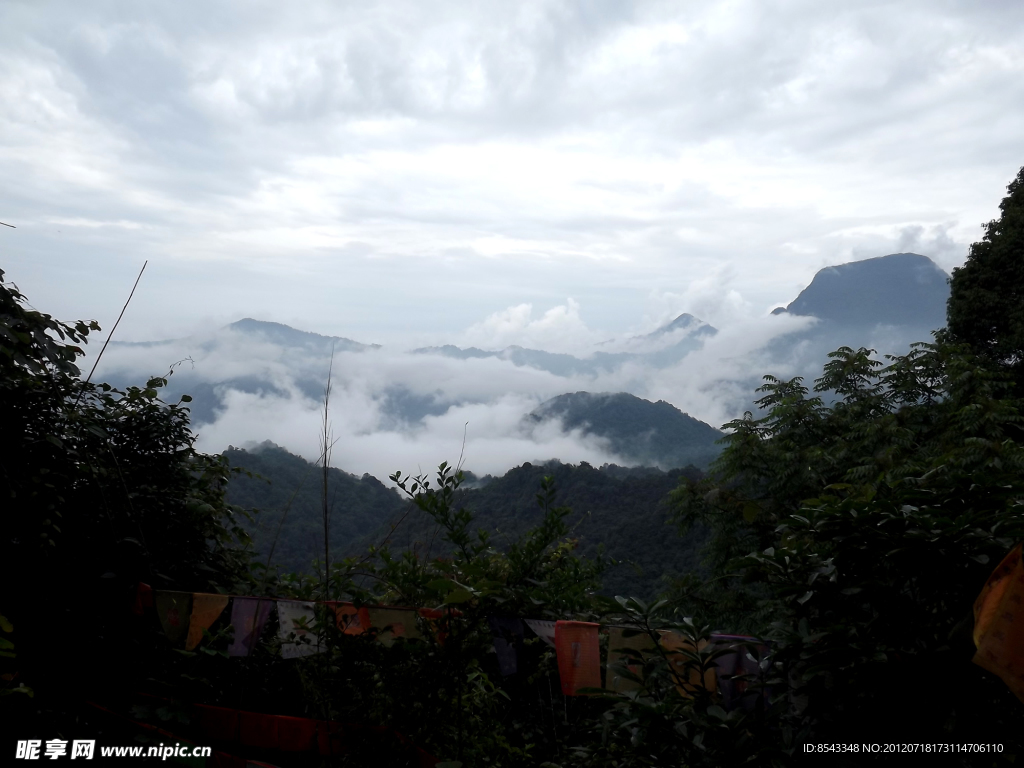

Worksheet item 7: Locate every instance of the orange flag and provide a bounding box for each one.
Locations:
[185,593,230,651]
[328,602,371,636]
[555,620,601,696]
[973,543,1024,703]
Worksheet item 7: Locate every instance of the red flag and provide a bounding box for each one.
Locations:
[555,620,601,695]
[132,583,153,616]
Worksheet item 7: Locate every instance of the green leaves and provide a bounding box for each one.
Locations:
[946,165,1024,385]
[670,334,1024,748]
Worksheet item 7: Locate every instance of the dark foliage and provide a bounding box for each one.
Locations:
[946,165,1024,387]
[1,268,252,732]
[672,342,1024,753]
[224,444,708,599]
[223,442,409,574]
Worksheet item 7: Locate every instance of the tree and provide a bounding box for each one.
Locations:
[946,165,1024,386]
[0,268,252,728]
[671,343,1024,745]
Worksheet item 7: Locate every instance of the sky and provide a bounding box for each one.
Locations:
[3,1,1024,478]
[2,0,1023,351]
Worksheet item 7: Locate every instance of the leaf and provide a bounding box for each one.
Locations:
[796,591,814,604]
[426,579,457,594]
[445,589,474,604]
[706,704,728,721]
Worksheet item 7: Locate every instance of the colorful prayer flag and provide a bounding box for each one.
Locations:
[605,626,658,693]
[327,602,371,636]
[368,607,422,646]
[524,619,556,648]
[227,598,274,657]
[488,617,524,676]
[186,594,230,651]
[420,607,462,645]
[973,543,1024,703]
[555,620,601,695]
[660,631,717,699]
[277,601,319,659]
[154,591,193,647]
[708,633,768,709]
[132,582,153,616]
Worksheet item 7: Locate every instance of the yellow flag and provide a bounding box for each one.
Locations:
[185,593,230,651]
[973,543,1024,703]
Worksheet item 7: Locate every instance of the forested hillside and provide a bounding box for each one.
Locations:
[527,391,723,469]
[223,442,409,572]
[225,443,707,599]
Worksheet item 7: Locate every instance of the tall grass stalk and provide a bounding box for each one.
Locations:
[320,345,335,602]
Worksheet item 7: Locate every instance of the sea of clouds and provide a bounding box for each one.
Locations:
[87,297,859,482]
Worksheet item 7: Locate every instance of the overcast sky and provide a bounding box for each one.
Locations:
[3,0,1023,350]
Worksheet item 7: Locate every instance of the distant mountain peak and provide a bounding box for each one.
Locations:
[651,313,709,335]
[626,313,717,343]
[227,318,380,351]
[773,252,950,328]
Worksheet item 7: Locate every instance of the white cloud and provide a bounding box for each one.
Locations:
[459,298,601,353]
[4,0,1020,345]
[88,300,841,481]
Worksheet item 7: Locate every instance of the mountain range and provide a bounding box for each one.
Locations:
[99,251,956,591]
[97,251,952,476]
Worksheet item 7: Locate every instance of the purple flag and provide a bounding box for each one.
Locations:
[489,617,524,676]
[228,597,274,657]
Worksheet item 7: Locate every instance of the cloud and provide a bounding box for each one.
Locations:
[459,298,602,354]
[2,0,1022,347]
[90,320,633,479]
[644,264,756,328]
[88,298,838,481]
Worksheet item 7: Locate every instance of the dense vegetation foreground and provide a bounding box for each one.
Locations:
[3,169,1024,765]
